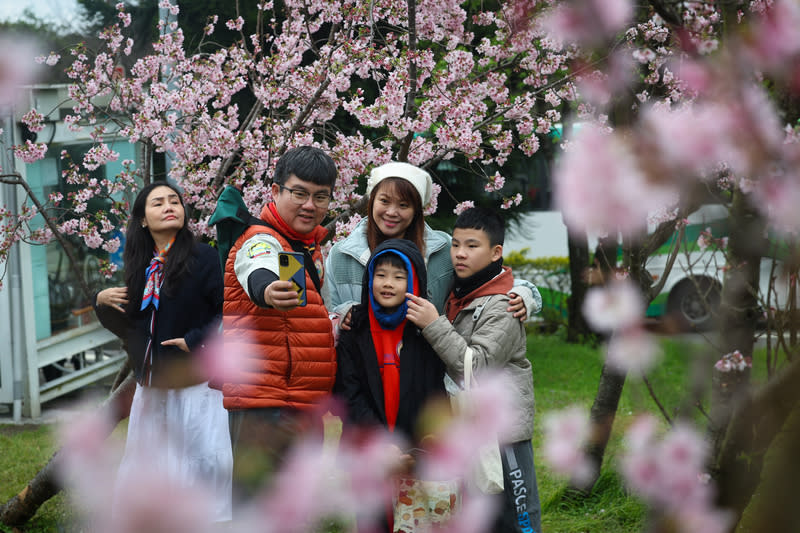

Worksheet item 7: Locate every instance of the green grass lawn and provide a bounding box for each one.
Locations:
[530,333,645,533]
[0,424,73,532]
[530,330,732,533]
[1,332,703,532]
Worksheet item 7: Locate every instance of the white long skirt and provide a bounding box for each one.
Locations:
[114,382,233,522]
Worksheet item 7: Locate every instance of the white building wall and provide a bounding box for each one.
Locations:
[0,86,128,419]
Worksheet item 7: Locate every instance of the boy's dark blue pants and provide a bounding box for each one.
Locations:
[492,439,542,533]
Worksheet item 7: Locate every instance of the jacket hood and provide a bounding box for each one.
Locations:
[361,238,428,303]
[351,239,428,327]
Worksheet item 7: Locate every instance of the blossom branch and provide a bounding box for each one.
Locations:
[641,374,673,425]
[0,173,91,301]
[212,100,264,192]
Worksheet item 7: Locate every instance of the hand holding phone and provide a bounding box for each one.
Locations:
[278,251,306,307]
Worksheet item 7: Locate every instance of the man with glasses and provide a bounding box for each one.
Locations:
[220,145,337,505]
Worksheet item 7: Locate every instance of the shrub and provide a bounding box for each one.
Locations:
[506,249,570,330]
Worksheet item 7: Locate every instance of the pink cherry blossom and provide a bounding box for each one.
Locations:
[21,109,45,132]
[226,16,245,31]
[484,172,506,192]
[620,417,730,531]
[544,0,633,47]
[194,331,262,385]
[108,465,217,533]
[3,3,800,529]
[13,140,48,163]
[605,327,661,375]
[742,0,800,73]
[435,491,498,533]
[0,0,580,264]
[0,36,43,106]
[333,213,363,243]
[750,171,800,234]
[582,279,645,332]
[554,122,676,235]
[697,227,713,251]
[642,102,748,179]
[418,372,516,484]
[250,439,353,532]
[676,507,734,533]
[55,400,124,527]
[423,183,442,216]
[334,430,408,522]
[454,201,475,215]
[500,193,522,210]
[542,406,595,488]
[575,52,634,107]
[624,414,659,453]
[58,400,221,533]
[714,350,751,372]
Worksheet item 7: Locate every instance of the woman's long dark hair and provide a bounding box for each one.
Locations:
[123,182,195,315]
[366,178,426,256]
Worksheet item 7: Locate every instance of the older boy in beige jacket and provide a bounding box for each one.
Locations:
[406,206,541,533]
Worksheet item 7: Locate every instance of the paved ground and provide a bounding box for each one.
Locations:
[0,380,114,426]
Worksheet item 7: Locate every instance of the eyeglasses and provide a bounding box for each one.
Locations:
[279,185,332,208]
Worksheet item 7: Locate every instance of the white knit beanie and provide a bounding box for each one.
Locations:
[366,162,432,206]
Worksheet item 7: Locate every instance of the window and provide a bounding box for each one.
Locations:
[27,142,135,339]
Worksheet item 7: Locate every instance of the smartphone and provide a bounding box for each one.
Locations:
[278,251,306,307]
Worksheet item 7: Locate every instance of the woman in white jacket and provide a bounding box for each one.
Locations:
[324,161,541,325]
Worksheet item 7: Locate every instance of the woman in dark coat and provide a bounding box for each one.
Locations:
[95,182,232,522]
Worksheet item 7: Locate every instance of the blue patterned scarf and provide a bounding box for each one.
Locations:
[140,237,175,310]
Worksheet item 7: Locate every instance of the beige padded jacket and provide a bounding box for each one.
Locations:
[422,291,535,444]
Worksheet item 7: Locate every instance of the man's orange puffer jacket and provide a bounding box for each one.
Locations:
[221,204,336,410]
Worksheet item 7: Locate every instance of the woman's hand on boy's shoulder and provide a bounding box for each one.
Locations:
[339,307,353,331]
[405,293,439,329]
[507,291,527,322]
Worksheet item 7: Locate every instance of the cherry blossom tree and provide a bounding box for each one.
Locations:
[2,0,568,284]
[548,0,800,530]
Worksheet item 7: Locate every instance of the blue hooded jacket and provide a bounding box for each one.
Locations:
[334,239,446,439]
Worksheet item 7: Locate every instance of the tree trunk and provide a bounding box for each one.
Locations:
[0,370,135,528]
[0,456,61,528]
[573,237,637,490]
[713,356,800,528]
[709,189,766,459]
[734,395,800,532]
[575,363,627,490]
[566,231,615,489]
[566,229,591,343]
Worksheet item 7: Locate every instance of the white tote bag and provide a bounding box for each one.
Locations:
[445,347,504,494]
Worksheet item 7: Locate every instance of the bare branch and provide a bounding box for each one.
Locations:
[0,372,135,527]
[642,373,673,426]
[0,173,92,302]
[648,224,685,300]
[397,0,418,161]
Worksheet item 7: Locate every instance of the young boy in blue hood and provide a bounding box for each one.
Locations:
[334,238,445,439]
